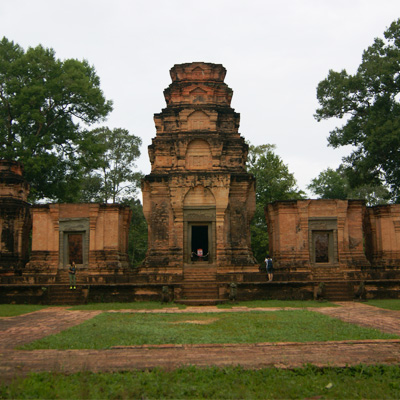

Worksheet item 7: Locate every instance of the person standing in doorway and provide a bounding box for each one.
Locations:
[69,261,77,289]
[265,256,273,281]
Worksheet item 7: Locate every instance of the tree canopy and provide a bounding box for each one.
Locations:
[247,143,305,263]
[314,19,400,202]
[0,37,113,201]
[307,167,390,206]
[78,127,142,203]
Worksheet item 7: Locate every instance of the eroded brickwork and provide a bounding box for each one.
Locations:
[0,161,31,274]
[26,203,131,276]
[265,200,370,270]
[266,199,400,272]
[142,62,256,274]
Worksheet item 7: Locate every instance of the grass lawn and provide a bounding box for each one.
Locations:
[20,310,398,350]
[69,301,187,311]
[1,365,400,399]
[0,304,49,317]
[69,300,337,311]
[218,299,338,308]
[366,299,400,310]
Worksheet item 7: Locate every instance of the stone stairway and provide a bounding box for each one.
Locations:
[312,268,354,301]
[56,270,86,285]
[47,285,86,305]
[322,281,354,301]
[177,265,223,305]
[42,270,87,305]
[312,267,344,281]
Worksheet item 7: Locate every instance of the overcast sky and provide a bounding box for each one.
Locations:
[1,0,400,196]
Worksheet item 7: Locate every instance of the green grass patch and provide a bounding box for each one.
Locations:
[21,310,398,350]
[1,365,400,399]
[69,301,186,311]
[0,304,49,317]
[366,299,400,310]
[218,299,338,308]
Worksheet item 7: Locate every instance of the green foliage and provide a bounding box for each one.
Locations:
[315,19,400,202]
[21,311,398,350]
[0,37,113,201]
[2,365,400,399]
[247,144,305,205]
[128,199,148,267]
[246,144,305,262]
[78,127,142,203]
[308,167,349,199]
[308,166,391,205]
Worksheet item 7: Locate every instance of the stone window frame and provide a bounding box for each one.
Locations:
[308,218,338,266]
[59,218,90,269]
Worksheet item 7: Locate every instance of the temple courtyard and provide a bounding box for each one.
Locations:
[1,301,400,383]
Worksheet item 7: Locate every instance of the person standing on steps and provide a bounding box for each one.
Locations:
[69,261,76,289]
[265,256,273,281]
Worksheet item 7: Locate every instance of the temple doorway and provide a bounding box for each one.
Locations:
[67,233,84,265]
[191,225,209,261]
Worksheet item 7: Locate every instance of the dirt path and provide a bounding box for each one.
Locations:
[1,302,400,382]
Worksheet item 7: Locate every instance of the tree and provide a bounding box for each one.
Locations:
[0,37,113,201]
[128,199,148,268]
[314,19,400,202]
[307,166,391,206]
[308,167,349,200]
[78,127,142,203]
[247,144,305,263]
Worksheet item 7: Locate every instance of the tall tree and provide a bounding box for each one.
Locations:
[247,143,305,263]
[78,127,142,203]
[314,19,400,202]
[0,37,113,201]
[308,167,390,206]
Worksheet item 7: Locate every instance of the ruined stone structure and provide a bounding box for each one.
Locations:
[266,199,400,272]
[1,62,399,304]
[0,161,31,274]
[141,62,256,281]
[26,203,131,280]
[366,204,400,267]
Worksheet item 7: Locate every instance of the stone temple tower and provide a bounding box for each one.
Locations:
[142,62,256,278]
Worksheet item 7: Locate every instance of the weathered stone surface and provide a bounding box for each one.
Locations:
[366,204,400,266]
[265,200,370,270]
[0,160,31,274]
[141,62,256,277]
[26,203,131,276]
[266,199,400,273]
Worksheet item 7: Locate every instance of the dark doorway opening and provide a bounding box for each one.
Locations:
[314,231,330,263]
[68,233,83,264]
[191,225,208,261]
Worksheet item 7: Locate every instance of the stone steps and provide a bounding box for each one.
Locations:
[182,283,219,299]
[312,269,344,282]
[323,281,354,301]
[56,271,85,285]
[184,266,216,282]
[47,285,86,305]
[179,265,223,305]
